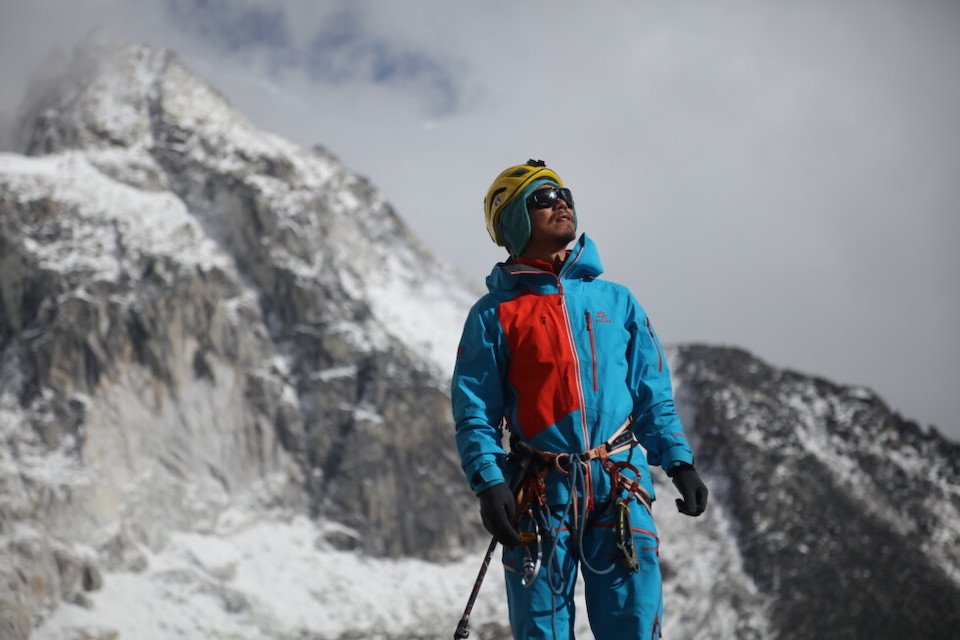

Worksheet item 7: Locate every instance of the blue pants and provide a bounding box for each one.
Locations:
[502,499,663,639]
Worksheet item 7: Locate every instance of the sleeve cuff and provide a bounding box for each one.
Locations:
[660,447,694,474]
[469,460,506,494]
[666,461,695,477]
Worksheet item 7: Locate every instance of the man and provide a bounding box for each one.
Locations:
[452,159,708,639]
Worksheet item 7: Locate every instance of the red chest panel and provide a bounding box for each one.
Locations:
[497,292,581,439]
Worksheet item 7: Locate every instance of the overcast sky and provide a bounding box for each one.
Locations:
[2,1,958,441]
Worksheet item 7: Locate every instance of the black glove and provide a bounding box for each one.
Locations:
[478,482,521,547]
[670,463,708,517]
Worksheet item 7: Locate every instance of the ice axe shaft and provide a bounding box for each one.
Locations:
[453,450,534,639]
[453,535,498,639]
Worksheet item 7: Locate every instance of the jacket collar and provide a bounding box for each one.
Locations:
[485,234,604,293]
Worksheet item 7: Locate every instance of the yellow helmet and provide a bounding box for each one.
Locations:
[484,159,564,247]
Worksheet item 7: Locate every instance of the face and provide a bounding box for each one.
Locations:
[525,185,577,251]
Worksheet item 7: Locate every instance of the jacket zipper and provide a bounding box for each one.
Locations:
[553,270,594,511]
[585,311,598,392]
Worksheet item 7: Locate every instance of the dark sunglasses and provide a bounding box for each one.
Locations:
[526,187,574,210]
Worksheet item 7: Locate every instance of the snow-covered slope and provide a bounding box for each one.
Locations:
[33,508,516,640]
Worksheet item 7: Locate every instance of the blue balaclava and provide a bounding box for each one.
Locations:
[498,178,576,256]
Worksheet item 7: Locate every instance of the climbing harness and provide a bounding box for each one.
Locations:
[512,419,654,567]
[454,418,657,639]
[508,418,658,637]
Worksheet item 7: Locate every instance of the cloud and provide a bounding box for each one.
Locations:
[165,0,289,51]
[161,0,464,116]
[302,7,460,115]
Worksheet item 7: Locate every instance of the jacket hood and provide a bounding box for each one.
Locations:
[485,233,604,293]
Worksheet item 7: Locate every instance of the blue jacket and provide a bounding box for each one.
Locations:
[452,234,694,506]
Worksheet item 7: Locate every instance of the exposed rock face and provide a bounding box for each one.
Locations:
[0,38,478,636]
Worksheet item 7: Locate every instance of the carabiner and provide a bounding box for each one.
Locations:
[616,500,640,574]
[520,518,543,588]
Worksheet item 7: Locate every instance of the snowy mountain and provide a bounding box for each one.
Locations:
[0,35,481,639]
[669,345,960,639]
[1,37,957,640]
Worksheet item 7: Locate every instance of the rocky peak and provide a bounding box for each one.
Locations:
[670,344,960,639]
[1,37,480,638]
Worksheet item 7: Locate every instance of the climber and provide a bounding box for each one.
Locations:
[451,159,708,638]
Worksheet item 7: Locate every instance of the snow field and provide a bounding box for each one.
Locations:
[34,512,516,639]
